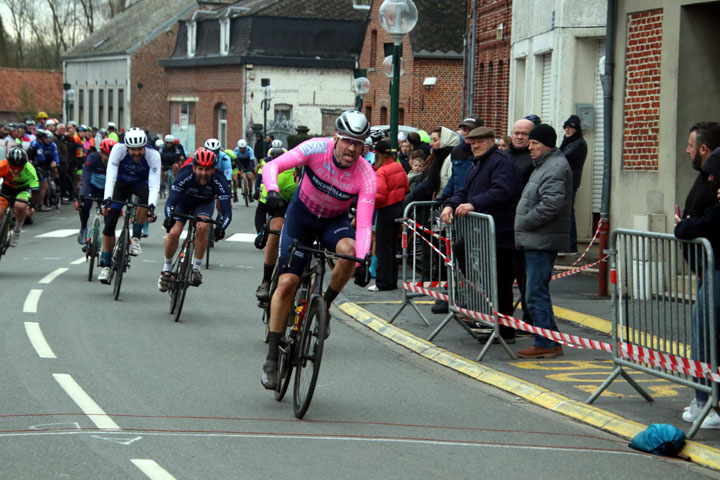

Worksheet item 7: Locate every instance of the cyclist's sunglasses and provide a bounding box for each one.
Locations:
[336,135,365,148]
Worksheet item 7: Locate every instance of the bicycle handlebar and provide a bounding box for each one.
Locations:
[169,210,222,226]
[287,239,370,268]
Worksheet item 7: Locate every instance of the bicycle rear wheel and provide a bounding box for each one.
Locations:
[113,230,128,300]
[174,241,193,322]
[293,296,327,418]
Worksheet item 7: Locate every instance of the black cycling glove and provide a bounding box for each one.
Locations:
[265,190,285,214]
[163,216,174,233]
[214,227,225,242]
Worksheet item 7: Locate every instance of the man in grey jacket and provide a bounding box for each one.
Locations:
[514,124,573,358]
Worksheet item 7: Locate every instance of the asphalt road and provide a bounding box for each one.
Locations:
[1,202,718,479]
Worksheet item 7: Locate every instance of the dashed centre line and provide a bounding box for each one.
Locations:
[52,374,120,431]
[39,268,69,284]
[23,289,43,313]
[131,459,176,480]
[24,322,56,359]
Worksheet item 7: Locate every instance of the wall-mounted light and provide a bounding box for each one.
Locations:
[496,22,504,41]
[423,77,437,90]
[137,82,143,90]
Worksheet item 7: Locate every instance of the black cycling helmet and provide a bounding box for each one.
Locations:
[268,147,284,159]
[7,146,28,167]
[335,110,370,141]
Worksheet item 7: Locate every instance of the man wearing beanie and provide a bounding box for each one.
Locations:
[560,114,587,254]
[514,123,573,358]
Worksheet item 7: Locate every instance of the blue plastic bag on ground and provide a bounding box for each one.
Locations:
[629,423,686,457]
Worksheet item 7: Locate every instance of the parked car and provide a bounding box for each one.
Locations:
[370,124,418,141]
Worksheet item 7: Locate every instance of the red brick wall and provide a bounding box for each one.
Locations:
[165,65,244,148]
[413,59,463,132]
[471,0,512,135]
[130,27,177,136]
[622,8,663,171]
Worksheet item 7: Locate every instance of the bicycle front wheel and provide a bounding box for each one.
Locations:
[174,241,194,322]
[87,217,101,281]
[241,176,250,207]
[0,215,10,262]
[293,296,327,418]
[113,230,128,300]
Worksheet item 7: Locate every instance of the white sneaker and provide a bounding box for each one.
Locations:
[98,266,112,284]
[682,399,703,422]
[701,410,720,429]
[130,237,141,256]
[8,230,20,247]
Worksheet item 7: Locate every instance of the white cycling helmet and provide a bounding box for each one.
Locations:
[237,139,247,148]
[155,139,164,149]
[335,110,370,140]
[204,138,222,152]
[271,139,282,148]
[124,127,147,148]
[164,134,174,143]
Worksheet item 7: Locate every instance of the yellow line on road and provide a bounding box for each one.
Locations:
[339,301,720,470]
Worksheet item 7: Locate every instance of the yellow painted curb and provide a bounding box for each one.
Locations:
[554,306,612,334]
[339,301,720,471]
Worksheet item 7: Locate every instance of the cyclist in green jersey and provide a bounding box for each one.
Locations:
[0,147,38,246]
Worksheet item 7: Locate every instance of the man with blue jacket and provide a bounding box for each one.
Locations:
[440,126,523,343]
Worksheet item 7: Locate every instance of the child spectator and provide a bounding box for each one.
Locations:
[407,150,426,190]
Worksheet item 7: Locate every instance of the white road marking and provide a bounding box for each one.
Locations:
[23,289,43,313]
[52,374,120,431]
[131,459,176,480]
[71,256,86,265]
[226,233,258,242]
[30,422,81,431]
[39,268,69,284]
[35,229,79,238]
[24,322,56,359]
[93,435,142,445]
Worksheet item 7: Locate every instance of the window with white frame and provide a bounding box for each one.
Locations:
[220,18,230,55]
[274,104,292,122]
[187,21,197,57]
[216,104,227,147]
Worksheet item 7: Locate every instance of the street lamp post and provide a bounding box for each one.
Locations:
[379,0,417,156]
[353,77,371,111]
[261,84,275,157]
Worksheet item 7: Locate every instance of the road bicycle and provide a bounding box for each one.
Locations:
[168,210,220,322]
[239,173,251,207]
[81,196,104,281]
[273,238,369,418]
[0,193,30,265]
[107,200,153,301]
[257,224,283,342]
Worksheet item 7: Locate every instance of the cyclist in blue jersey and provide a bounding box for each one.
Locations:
[97,127,161,284]
[28,129,60,211]
[75,138,116,245]
[158,148,232,290]
[204,138,233,185]
[233,139,255,202]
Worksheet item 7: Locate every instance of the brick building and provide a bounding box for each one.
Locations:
[466,0,513,135]
[609,0,720,232]
[0,68,63,124]
[159,0,369,153]
[61,0,216,135]
[358,0,465,133]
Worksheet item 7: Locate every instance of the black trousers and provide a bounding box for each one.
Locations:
[375,202,403,290]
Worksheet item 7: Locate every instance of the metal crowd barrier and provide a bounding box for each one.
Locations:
[587,228,716,438]
[390,201,450,327]
[442,212,514,360]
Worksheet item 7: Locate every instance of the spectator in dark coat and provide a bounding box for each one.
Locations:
[514,124,573,359]
[674,148,720,427]
[368,141,409,291]
[441,126,522,342]
[560,114,588,254]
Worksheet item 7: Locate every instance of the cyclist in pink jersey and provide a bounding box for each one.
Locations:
[261,110,377,390]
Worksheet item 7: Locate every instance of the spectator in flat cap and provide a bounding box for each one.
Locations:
[560,114,587,255]
[514,123,572,358]
[441,126,523,343]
